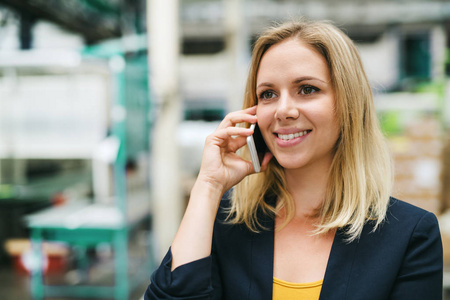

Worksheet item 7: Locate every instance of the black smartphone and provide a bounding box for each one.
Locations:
[246,123,267,172]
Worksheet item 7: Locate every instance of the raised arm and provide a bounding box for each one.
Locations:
[146,106,273,299]
[170,106,259,270]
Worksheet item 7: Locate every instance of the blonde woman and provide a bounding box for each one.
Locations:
[145,19,443,300]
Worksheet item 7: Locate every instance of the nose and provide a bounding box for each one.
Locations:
[275,92,299,121]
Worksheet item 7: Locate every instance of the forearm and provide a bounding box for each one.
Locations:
[170,179,224,271]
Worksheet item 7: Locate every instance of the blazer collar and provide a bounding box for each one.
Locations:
[319,228,359,299]
[248,195,358,300]
[248,199,275,300]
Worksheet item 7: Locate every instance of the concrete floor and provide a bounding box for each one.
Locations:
[0,264,148,300]
[0,265,30,300]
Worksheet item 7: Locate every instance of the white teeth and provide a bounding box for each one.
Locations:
[277,130,310,140]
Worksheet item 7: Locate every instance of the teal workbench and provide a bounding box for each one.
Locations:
[25,194,154,300]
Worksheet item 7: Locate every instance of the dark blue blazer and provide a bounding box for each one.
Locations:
[145,197,443,299]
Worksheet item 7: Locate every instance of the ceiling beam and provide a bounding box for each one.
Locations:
[0,0,122,43]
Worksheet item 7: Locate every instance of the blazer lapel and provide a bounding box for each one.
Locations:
[248,201,275,300]
[319,228,359,299]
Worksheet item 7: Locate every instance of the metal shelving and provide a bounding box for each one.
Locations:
[0,36,154,300]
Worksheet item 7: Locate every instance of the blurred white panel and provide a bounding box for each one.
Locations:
[0,50,81,68]
[357,31,399,92]
[0,71,109,159]
[178,120,220,176]
[32,21,84,50]
[180,53,228,100]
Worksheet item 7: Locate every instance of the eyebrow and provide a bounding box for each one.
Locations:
[256,76,328,89]
[293,76,328,84]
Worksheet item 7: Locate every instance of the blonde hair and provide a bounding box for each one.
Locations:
[229,19,392,242]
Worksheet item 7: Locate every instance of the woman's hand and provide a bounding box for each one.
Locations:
[197,106,272,194]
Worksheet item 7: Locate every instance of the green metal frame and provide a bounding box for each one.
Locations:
[28,38,154,299]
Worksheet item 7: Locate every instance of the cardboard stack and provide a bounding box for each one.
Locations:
[388,117,443,215]
[438,131,450,264]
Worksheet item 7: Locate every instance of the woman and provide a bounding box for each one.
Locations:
[145,19,443,300]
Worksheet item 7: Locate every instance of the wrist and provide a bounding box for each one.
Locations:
[194,173,227,197]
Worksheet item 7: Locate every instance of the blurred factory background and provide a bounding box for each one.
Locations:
[0,0,449,299]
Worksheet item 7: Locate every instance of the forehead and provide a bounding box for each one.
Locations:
[256,38,330,84]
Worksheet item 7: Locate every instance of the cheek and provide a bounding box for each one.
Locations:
[256,105,274,141]
[314,100,338,129]
[256,105,272,127]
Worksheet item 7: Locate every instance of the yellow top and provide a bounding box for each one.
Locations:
[273,277,323,300]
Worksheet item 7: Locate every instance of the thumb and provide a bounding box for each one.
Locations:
[260,152,273,172]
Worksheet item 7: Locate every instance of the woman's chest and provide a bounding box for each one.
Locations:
[273,221,335,284]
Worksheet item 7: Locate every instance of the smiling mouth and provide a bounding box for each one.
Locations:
[276,130,311,141]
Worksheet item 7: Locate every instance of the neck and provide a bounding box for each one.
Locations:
[284,159,332,218]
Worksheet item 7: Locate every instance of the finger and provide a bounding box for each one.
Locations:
[228,135,248,152]
[260,152,274,172]
[218,108,257,129]
[245,159,255,175]
[219,114,256,129]
[215,126,253,141]
[229,155,255,175]
[242,105,257,114]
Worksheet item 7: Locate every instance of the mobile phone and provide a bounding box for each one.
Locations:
[247,123,267,173]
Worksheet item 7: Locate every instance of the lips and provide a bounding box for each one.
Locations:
[273,129,312,147]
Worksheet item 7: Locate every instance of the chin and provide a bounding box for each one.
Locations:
[273,156,307,170]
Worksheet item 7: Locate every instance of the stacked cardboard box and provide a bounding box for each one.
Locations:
[438,131,450,264]
[388,117,443,215]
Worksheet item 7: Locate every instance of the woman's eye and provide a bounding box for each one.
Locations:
[259,91,276,100]
[300,85,319,95]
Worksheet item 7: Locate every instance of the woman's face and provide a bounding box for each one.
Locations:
[256,38,340,172]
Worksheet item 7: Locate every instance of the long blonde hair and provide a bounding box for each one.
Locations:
[229,19,392,242]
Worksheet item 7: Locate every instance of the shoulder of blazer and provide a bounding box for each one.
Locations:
[215,195,432,237]
[214,190,276,226]
[212,190,276,257]
[356,196,436,246]
[384,197,434,230]
[320,197,440,300]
